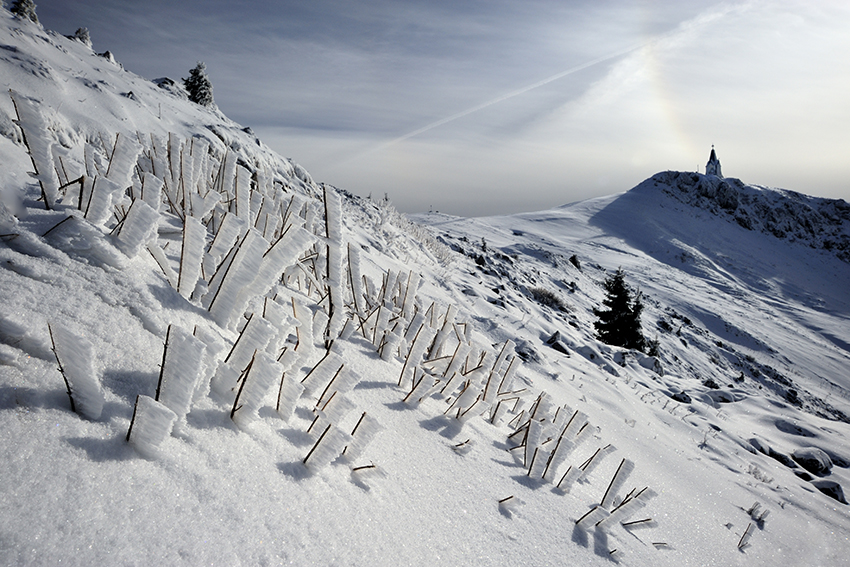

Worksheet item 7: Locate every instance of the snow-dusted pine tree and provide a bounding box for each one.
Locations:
[10,0,38,23]
[71,27,91,47]
[593,268,646,351]
[183,62,214,107]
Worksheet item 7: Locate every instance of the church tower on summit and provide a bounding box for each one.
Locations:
[705,145,722,178]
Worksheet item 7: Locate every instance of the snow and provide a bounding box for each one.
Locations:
[1,9,850,567]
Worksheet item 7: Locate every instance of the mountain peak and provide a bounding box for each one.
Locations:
[635,170,850,261]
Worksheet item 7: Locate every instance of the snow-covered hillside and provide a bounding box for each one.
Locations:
[1,9,849,567]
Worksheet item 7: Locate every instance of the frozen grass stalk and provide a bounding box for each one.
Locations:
[177,216,206,298]
[738,523,753,550]
[399,324,438,388]
[343,413,383,460]
[303,424,353,471]
[113,198,159,258]
[126,395,177,459]
[48,322,104,420]
[223,313,277,373]
[316,365,360,408]
[601,459,635,510]
[231,351,284,428]
[301,351,344,396]
[9,91,60,209]
[156,325,206,422]
[276,371,306,422]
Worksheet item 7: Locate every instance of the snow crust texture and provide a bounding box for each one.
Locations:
[1,9,849,567]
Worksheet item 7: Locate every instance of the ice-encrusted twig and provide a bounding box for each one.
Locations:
[48,322,104,420]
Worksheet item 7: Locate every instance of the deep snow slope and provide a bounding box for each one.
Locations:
[413,169,850,564]
[1,9,849,567]
[0,12,320,207]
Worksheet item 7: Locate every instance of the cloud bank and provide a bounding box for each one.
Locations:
[35,0,850,216]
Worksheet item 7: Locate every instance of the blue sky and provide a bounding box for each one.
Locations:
[32,0,850,216]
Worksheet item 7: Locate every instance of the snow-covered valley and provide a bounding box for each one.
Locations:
[1,9,848,566]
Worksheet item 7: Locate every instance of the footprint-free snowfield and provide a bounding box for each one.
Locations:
[1,9,849,566]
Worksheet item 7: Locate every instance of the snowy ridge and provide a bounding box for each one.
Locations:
[0,12,319,205]
[640,170,850,262]
[1,9,849,567]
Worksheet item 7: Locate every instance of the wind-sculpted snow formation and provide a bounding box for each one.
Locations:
[1,10,849,567]
[1,90,665,561]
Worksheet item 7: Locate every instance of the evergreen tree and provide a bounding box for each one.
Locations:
[183,62,214,107]
[10,0,38,23]
[593,268,646,351]
[72,27,92,47]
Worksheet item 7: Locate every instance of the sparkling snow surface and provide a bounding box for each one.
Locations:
[1,11,849,567]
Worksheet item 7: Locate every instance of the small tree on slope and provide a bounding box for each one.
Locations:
[72,27,92,47]
[184,62,214,107]
[593,268,646,351]
[10,0,38,23]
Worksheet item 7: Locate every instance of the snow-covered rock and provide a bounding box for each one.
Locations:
[792,447,834,476]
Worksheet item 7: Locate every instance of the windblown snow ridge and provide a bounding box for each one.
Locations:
[639,171,850,262]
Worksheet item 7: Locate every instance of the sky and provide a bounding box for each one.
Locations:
[29,0,850,216]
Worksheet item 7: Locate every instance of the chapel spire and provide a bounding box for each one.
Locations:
[706,145,722,178]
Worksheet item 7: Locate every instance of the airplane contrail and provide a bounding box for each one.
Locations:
[367,38,655,154]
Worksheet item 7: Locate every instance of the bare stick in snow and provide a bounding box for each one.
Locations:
[601,458,635,510]
[738,523,754,550]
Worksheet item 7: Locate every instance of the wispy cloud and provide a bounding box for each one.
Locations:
[35,0,850,215]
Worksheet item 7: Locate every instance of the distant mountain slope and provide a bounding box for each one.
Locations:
[419,172,850,422]
[416,170,850,560]
[634,171,850,262]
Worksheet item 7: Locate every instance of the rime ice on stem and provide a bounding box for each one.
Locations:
[156,325,206,424]
[84,177,123,225]
[126,395,177,459]
[399,324,437,389]
[9,90,60,209]
[347,243,365,316]
[499,495,523,516]
[207,212,246,263]
[343,413,384,461]
[316,364,360,408]
[105,133,143,192]
[600,458,635,510]
[597,487,657,531]
[113,198,159,258]
[276,370,305,423]
[177,216,206,299]
[204,229,269,328]
[231,351,284,428]
[298,350,341,395]
[323,186,346,341]
[48,322,104,420]
[223,314,277,373]
[303,424,352,471]
[231,225,315,327]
